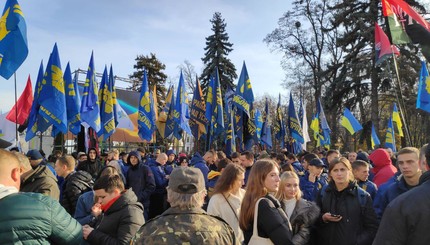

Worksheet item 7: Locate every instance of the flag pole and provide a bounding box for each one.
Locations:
[14,73,18,145]
[389,48,413,146]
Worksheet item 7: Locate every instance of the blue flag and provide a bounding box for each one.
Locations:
[156,85,175,139]
[225,109,236,157]
[38,43,67,135]
[288,93,304,144]
[109,65,119,127]
[173,72,192,139]
[232,62,254,116]
[371,123,380,149]
[313,98,331,147]
[98,66,116,139]
[385,116,396,152]
[26,61,50,141]
[80,52,101,132]
[138,70,156,141]
[340,108,363,135]
[189,78,207,140]
[205,67,224,146]
[273,94,286,148]
[417,61,430,112]
[0,0,28,79]
[261,98,273,148]
[64,62,81,135]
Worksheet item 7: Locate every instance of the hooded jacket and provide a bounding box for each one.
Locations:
[369,149,397,187]
[87,189,144,245]
[76,148,104,180]
[126,151,156,207]
[20,164,60,200]
[190,152,209,188]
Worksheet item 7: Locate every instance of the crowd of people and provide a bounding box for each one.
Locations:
[0,143,429,244]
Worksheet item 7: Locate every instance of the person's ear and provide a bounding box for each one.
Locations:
[11,167,21,183]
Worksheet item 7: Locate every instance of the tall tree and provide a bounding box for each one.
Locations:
[200,12,237,94]
[130,53,167,108]
[178,60,197,93]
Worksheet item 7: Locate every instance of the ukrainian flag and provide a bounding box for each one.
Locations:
[341,108,363,135]
[392,103,403,137]
[385,116,396,152]
[371,123,380,149]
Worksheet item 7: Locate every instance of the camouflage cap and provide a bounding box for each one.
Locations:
[169,167,205,194]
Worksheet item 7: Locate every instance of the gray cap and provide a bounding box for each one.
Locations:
[168,167,205,194]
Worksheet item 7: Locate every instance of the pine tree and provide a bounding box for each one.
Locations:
[129,53,167,108]
[200,12,237,94]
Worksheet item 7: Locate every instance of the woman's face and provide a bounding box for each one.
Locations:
[264,166,280,193]
[330,162,350,185]
[231,172,245,193]
[283,177,299,200]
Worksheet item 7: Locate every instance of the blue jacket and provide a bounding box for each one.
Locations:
[291,161,305,177]
[373,172,401,219]
[74,191,95,225]
[149,161,172,194]
[357,180,378,200]
[300,172,328,202]
[126,163,156,207]
[190,153,209,188]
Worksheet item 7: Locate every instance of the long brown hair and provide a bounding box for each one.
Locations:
[213,163,245,195]
[329,157,355,182]
[239,159,278,231]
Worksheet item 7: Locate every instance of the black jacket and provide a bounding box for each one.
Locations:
[243,194,293,245]
[316,182,378,245]
[281,198,320,245]
[126,163,156,207]
[373,171,430,245]
[87,189,145,245]
[76,159,104,181]
[61,170,93,215]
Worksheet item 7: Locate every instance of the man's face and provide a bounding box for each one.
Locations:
[129,155,139,166]
[308,165,323,176]
[29,159,39,168]
[95,189,120,206]
[398,153,420,179]
[327,153,340,165]
[168,154,175,162]
[204,154,214,165]
[240,155,253,167]
[232,157,240,165]
[386,148,394,157]
[88,150,97,160]
[348,152,357,163]
[54,160,66,178]
[353,165,369,182]
[158,156,168,166]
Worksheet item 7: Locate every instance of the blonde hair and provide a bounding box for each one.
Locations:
[239,159,278,231]
[276,171,302,201]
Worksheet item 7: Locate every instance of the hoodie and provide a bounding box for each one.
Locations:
[190,152,209,188]
[369,149,397,187]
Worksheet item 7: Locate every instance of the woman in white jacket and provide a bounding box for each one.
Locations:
[207,162,246,243]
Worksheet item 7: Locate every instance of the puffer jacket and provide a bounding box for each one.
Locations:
[61,170,94,215]
[87,189,145,245]
[281,198,320,245]
[369,149,397,187]
[0,188,82,244]
[316,182,378,245]
[20,164,60,200]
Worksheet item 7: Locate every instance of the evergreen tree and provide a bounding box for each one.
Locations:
[200,12,237,94]
[130,53,167,108]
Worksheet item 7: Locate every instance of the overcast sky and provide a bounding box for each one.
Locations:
[0,0,292,112]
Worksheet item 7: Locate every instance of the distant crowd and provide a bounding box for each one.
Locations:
[0,144,429,245]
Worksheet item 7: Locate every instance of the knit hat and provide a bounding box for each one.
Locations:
[168,167,205,194]
[26,149,43,160]
[356,152,370,163]
[166,149,176,156]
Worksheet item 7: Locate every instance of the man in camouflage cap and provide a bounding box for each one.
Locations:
[131,167,238,245]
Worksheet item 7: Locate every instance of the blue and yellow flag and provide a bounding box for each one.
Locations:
[138,70,156,141]
[173,72,192,139]
[273,94,286,148]
[189,77,207,140]
[371,123,380,149]
[109,65,119,128]
[26,61,50,141]
[156,85,175,139]
[341,108,363,135]
[232,62,254,117]
[260,98,272,148]
[0,0,28,79]
[80,52,101,132]
[205,67,224,145]
[64,62,81,135]
[38,43,67,135]
[288,93,304,144]
[225,109,236,157]
[416,61,430,112]
[392,103,403,137]
[385,116,396,152]
[312,99,331,147]
[98,66,116,139]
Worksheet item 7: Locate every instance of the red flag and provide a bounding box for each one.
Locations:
[375,23,400,65]
[6,75,33,125]
[384,0,430,32]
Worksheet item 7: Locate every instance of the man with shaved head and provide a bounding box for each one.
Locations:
[0,149,82,244]
[149,153,173,218]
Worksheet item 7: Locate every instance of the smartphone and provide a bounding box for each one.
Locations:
[331,214,341,218]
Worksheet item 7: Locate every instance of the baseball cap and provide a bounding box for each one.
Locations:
[309,158,325,167]
[168,167,205,194]
[26,149,43,160]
